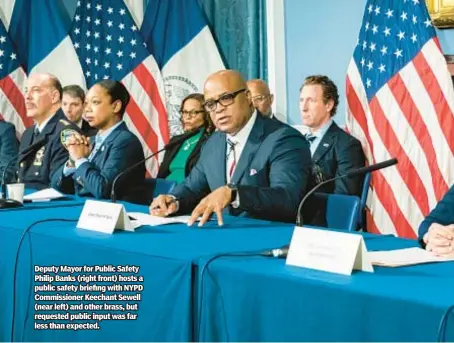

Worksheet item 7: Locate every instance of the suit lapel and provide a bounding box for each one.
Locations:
[312,122,337,163]
[40,110,62,138]
[230,115,265,184]
[91,122,125,163]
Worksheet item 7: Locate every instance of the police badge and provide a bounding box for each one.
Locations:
[60,129,80,149]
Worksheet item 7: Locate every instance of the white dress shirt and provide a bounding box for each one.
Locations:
[226,111,257,183]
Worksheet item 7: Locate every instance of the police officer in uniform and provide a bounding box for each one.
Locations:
[18,73,80,190]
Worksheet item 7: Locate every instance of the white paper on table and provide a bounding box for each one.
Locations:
[127,212,193,226]
[368,247,454,267]
[23,188,65,202]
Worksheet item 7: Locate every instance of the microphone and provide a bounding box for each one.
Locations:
[263,157,398,258]
[0,136,48,208]
[110,129,201,202]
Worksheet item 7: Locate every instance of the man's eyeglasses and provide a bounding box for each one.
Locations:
[179,109,205,118]
[203,88,247,112]
[251,94,270,103]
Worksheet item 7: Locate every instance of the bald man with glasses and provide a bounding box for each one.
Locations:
[150,70,312,225]
[247,79,277,120]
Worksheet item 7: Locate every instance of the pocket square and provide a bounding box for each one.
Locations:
[250,169,257,176]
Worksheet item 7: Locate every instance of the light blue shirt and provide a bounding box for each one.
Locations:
[309,119,333,156]
[63,121,124,176]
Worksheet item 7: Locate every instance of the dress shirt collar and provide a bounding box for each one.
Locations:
[35,114,55,133]
[226,110,257,146]
[94,120,123,146]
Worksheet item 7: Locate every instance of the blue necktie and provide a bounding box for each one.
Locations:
[305,133,316,144]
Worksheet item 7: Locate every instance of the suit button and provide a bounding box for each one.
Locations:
[35,172,39,176]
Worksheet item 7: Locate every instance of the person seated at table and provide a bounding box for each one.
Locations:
[418,185,454,256]
[157,93,214,183]
[150,70,312,226]
[300,75,366,197]
[62,84,98,137]
[18,73,80,190]
[0,120,19,183]
[51,80,145,200]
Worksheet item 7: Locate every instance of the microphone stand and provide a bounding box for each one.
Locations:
[267,158,399,258]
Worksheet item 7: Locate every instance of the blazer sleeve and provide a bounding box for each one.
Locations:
[72,135,144,199]
[235,129,311,222]
[51,163,76,194]
[170,143,211,214]
[0,124,19,183]
[333,137,366,196]
[418,185,454,239]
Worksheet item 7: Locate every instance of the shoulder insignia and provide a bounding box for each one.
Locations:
[59,119,70,126]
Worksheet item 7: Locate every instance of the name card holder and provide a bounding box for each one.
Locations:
[286,226,374,275]
[77,199,134,234]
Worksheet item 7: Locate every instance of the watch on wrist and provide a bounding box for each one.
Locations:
[226,183,239,208]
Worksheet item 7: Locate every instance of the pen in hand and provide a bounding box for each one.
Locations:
[149,195,180,216]
[151,197,179,210]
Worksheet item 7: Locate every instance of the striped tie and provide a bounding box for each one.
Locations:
[227,139,238,178]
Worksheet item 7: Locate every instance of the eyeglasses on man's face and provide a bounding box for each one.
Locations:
[251,94,270,103]
[179,109,205,118]
[203,88,247,112]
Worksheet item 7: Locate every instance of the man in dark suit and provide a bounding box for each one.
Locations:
[247,79,280,121]
[0,120,19,183]
[52,80,144,200]
[62,85,97,137]
[300,75,365,196]
[18,73,80,190]
[150,70,312,225]
[418,186,454,256]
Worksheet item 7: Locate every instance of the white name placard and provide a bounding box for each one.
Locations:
[77,200,134,234]
[286,226,374,275]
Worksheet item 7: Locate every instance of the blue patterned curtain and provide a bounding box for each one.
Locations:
[198,0,268,81]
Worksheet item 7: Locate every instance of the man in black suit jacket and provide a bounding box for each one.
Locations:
[62,85,97,137]
[18,73,81,189]
[300,75,365,226]
[300,75,365,196]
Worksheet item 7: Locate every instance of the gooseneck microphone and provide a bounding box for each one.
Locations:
[263,158,398,258]
[0,136,48,209]
[110,129,201,202]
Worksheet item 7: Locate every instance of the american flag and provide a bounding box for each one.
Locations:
[346,0,454,238]
[0,18,31,137]
[70,0,169,175]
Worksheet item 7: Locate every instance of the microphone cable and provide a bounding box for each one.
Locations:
[196,249,277,341]
[437,304,454,342]
[10,218,79,342]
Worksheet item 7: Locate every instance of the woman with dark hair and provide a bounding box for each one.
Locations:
[157,93,214,183]
[51,80,145,199]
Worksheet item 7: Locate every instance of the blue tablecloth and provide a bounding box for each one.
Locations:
[0,201,293,342]
[198,233,454,342]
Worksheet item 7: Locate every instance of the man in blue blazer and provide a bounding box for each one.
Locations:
[0,120,19,183]
[300,75,365,196]
[52,80,145,200]
[418,186,454,255]
[150,70,312,225]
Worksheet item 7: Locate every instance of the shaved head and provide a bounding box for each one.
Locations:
[247,79,270,94]
[203,70,252,135]
[205,70,248,93]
